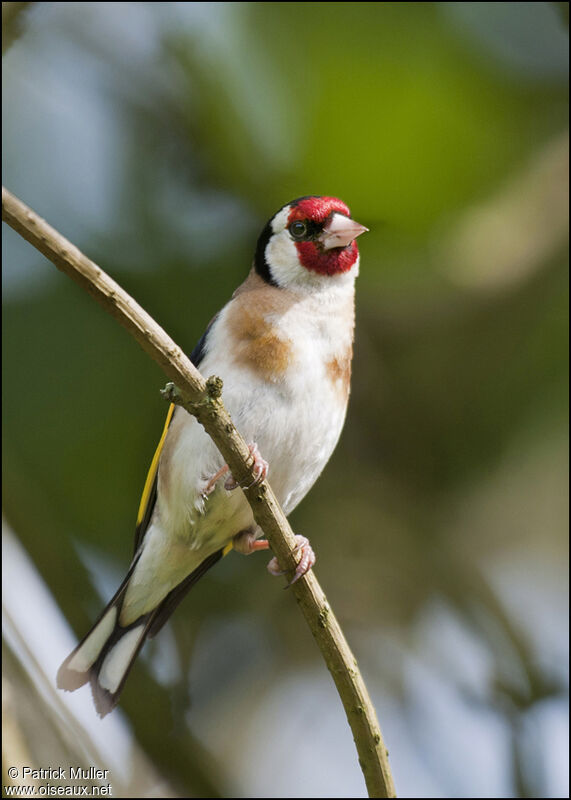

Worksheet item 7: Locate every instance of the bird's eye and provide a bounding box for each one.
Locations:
[289,220,308,239]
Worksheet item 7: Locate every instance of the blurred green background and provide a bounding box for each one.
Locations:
[2,3,568,797]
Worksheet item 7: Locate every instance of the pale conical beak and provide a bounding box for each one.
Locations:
[319,213,369,251]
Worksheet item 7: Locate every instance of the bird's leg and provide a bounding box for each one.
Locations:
[232,528,270,554]
[234,529,316,585]
[224,442,269,490]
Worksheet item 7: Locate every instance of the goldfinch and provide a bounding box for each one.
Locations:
[57,195,367,716]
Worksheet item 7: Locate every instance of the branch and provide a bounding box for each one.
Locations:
[2,186,396,798]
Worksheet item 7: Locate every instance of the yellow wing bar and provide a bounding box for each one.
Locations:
[135,401,234,557]
[136,402,175,527]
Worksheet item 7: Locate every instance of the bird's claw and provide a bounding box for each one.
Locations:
[266,535,315,586]
[224,442,269,491]
[202,443,268,499]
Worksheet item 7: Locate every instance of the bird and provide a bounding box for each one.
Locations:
[57,195,367,716]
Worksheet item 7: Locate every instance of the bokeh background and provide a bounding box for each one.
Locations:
[2,3,568,797]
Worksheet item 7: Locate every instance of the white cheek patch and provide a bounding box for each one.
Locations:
[266,205,309,287]
[265,230,307,287]
[98,625,146,693]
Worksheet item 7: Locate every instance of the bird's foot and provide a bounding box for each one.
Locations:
[234,530,315,585]
[202,464,230,497]
[201,443,268,498]
[267,535,316,585]
[224,442,269,491]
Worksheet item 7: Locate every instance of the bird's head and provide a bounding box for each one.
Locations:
[254,196,368,289]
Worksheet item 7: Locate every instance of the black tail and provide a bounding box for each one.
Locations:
[57,549,224,716]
